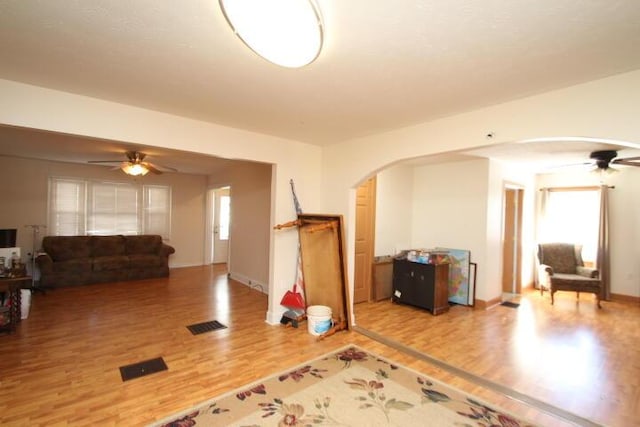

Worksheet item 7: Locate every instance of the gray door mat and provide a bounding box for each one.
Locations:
[186,320,227,335]
[119,357,168,381]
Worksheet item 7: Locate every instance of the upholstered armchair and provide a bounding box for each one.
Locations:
[537,243,602,308]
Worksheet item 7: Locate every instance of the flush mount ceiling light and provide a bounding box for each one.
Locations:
[219,0,323,68]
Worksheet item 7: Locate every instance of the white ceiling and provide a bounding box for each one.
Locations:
[1,1,640,172]
[0,124,241,176]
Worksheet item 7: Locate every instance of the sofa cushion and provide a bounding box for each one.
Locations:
[51,258,92,274]
[43,236,91,262]
[127,254,166,268]
[126,235,162,255]
[91,235,126,257]
[93,255,129,272]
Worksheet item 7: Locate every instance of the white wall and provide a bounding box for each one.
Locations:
[374,164,413,256]
[373,157,539,304]
[410,159,492,300]
[536,168,640,297]
[217,161,273,292]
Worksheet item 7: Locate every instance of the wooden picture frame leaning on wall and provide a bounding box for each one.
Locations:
[297,214,352,333]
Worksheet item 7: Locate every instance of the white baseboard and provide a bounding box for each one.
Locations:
[168,262,203,269]
[265,309,285,325]
[228,271,268,294]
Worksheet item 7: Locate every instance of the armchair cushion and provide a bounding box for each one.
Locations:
[538,243,576,274]
[576,266,598,278]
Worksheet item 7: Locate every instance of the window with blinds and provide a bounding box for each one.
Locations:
[540,188,599,263]
[143,185,171,237]
[48,177,171,238]
[49,178,87,235]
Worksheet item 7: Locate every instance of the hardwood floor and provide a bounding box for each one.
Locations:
[355,290,640,427]
[0,265,637,426]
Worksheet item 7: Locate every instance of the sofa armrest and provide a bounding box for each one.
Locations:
[35,253,54,273]
[161,243,175,257]
[576,266,599,278]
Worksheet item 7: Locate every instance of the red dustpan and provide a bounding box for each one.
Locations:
[280,283,305,310]
[281,246,306,310]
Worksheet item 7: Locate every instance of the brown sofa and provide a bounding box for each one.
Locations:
[36,235,175,288]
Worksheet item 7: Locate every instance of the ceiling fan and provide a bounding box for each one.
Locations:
[88,151,177,176]
[588,150,640,171]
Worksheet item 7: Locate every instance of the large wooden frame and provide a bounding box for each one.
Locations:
[297,214,352,329]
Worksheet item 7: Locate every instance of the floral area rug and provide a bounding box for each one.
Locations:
[151,345,535,427]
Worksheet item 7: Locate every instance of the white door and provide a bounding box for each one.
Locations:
[213,187,230,264]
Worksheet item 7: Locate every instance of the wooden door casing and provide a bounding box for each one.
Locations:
[354,177,376,303]
[502,187,523,294]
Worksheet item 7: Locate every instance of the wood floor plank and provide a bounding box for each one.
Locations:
[0,265,636,426]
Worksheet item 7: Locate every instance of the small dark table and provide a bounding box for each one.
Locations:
[0,276,31,333]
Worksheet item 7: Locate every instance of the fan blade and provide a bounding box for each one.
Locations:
[143,163,162,174]
[542,160,593,172]
[612,157,640,167]
[144,161,178,173]
[157,164,178,172]
[88,160,125,164]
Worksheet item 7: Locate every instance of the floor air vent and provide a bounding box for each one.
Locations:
[187,320,227,335]
[500,301,520,309]
[119,357,168,381]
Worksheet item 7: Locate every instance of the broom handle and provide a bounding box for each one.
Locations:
[290,179,302,215]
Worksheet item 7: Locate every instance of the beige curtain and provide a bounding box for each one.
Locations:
[597,185,611,300]
[534,188,550,289]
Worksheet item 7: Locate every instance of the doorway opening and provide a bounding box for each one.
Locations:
[502,184,524,301]
[206,186,231,265]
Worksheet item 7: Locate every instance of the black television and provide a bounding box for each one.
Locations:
[0,229,17,248]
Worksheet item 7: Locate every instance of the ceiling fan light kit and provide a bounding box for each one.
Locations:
[88,151,176,176]
[584,149,640,182]
[121,151,151,176]
[589,149,640,170]
[590,150,618,170]
[121,163,149,176]
[219,0,323,68]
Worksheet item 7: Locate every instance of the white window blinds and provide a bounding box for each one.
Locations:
[49,178,87,236]
[143,185,171,238]
[89,183,140,235]
[48,177,171,238]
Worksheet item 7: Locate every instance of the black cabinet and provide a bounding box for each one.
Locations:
[392,259,449,315]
